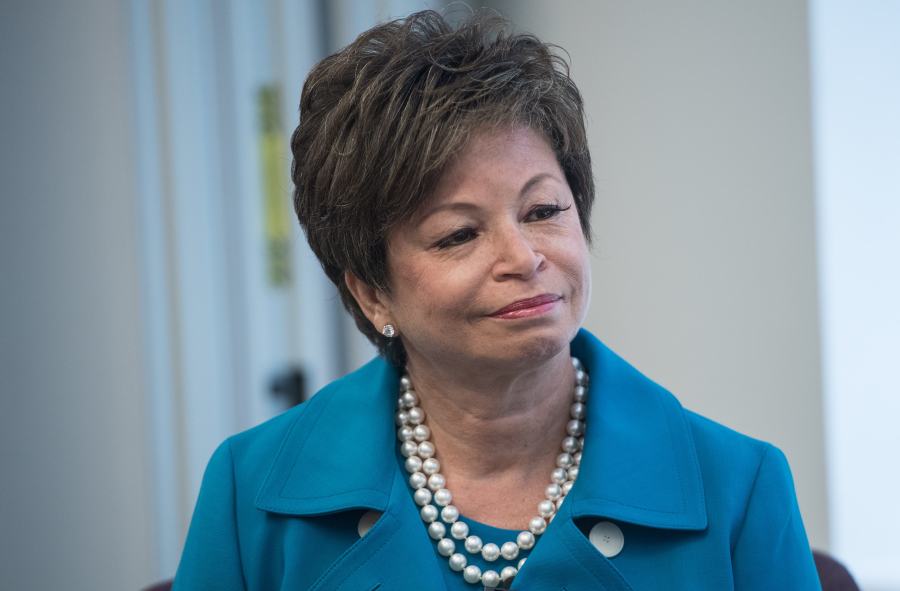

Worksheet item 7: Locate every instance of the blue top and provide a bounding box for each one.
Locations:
[173,328,821,590]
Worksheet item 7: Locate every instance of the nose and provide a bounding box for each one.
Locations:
[490,224,545,281]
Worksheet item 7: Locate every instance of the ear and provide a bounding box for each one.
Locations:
[344,271,393,333]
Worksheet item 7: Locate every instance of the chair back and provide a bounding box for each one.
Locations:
[813,550,860,591]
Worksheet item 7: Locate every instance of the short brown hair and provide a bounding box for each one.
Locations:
[291,9,594,367]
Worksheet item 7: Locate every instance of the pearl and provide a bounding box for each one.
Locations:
[571,357,582,370]
[422,457,440,475]
[420,504,438,523]
[545,483,562,500]
[413,424,431,442]
[433,488,452,507]
[500,541,519,560]
[450,521,469,539]
[404,456,423,473]
[566,419,584,437]
[409,472,427,489]
[501,565,518,582]
[481,542,500,562]
[516,530,535,550]
[440,504,459,523]
[416,441,435,459]
[550,467,567,484]
[427,473,445,491]
[407,407,425,425]
[397,426,413,441]
[570,402,585,420]
[575,369,588,386]
[413,488,432,506]
[462,565,482,584]
[400,440,418,457]
[567,466,579,481]
[464,535,483,553]
[573,385,587,402]
[556,452,573,469]
[395,410,409,425]
[428,521,446,540]
[399,389,417,408]
[437,537,455,557]
[538,499,555,518]
[448,552,467,571]
[481,570,500,587]
[518,557,527,569]
[573,450,582,464]
[561,436,579,454]
[399,376,412,391]
[528,516,547,535]
[562,480,574,496]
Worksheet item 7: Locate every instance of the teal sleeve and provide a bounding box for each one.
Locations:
[731,444,822,590]
[172,439,246,591]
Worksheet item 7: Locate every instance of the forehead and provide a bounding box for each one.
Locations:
[447,126,557,179]
[416,127,562,218]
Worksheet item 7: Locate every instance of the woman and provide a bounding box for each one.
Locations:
[173,10,821,590]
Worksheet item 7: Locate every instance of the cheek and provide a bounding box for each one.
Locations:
[564,246,590,291]
[391,258,474,322]
[549,234,591,303]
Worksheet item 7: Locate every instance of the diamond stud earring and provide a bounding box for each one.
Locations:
[382,324,396,338]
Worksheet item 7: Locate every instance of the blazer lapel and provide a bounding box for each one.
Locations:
[307,469,445,591]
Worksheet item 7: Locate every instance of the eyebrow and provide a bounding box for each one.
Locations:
[419,172,560,221]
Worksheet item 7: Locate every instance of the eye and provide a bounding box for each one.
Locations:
[435,228,478,249]
[526,203,571,222]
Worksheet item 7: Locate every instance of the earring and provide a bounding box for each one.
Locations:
[381,324,396,338]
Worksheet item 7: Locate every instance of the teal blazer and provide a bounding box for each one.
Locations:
[173,329,821,590]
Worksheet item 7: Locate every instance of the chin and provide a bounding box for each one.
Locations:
[494,326,573,367]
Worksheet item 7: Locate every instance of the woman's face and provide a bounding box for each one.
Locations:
[381,126,591,370]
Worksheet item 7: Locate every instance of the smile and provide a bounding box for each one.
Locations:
[489,294,562,319]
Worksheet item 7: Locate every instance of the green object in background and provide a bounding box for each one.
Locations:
[258,84,292,288]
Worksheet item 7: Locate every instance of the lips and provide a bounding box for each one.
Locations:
[490,294,562,316]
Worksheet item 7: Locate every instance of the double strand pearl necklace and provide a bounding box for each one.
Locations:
[396,357,589,589]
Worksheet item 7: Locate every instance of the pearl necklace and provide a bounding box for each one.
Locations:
[396,357,588,589]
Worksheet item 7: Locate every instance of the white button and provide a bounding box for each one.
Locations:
[589,521,624,558]
[357,510,382,537]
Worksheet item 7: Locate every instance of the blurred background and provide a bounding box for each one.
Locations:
[1,0,897,589]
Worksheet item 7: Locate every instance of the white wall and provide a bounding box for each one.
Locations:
[0,1,156,589]
[494,0,829,549]
[811,2,900,588]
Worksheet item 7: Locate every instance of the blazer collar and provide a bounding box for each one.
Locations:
[566,330,707,530]
[255,355,401,515]
[255,329,706,531]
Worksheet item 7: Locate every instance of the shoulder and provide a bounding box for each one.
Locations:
[684,409,775,476]
[214,355,397,499]
[682,409,800,529]
[685,408,796,489]
[684,416,819,585]
[219,376,347,487]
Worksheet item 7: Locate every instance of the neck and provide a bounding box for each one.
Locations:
[403,347,575,484]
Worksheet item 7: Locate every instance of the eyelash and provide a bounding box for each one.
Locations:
[434,203,571,250]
